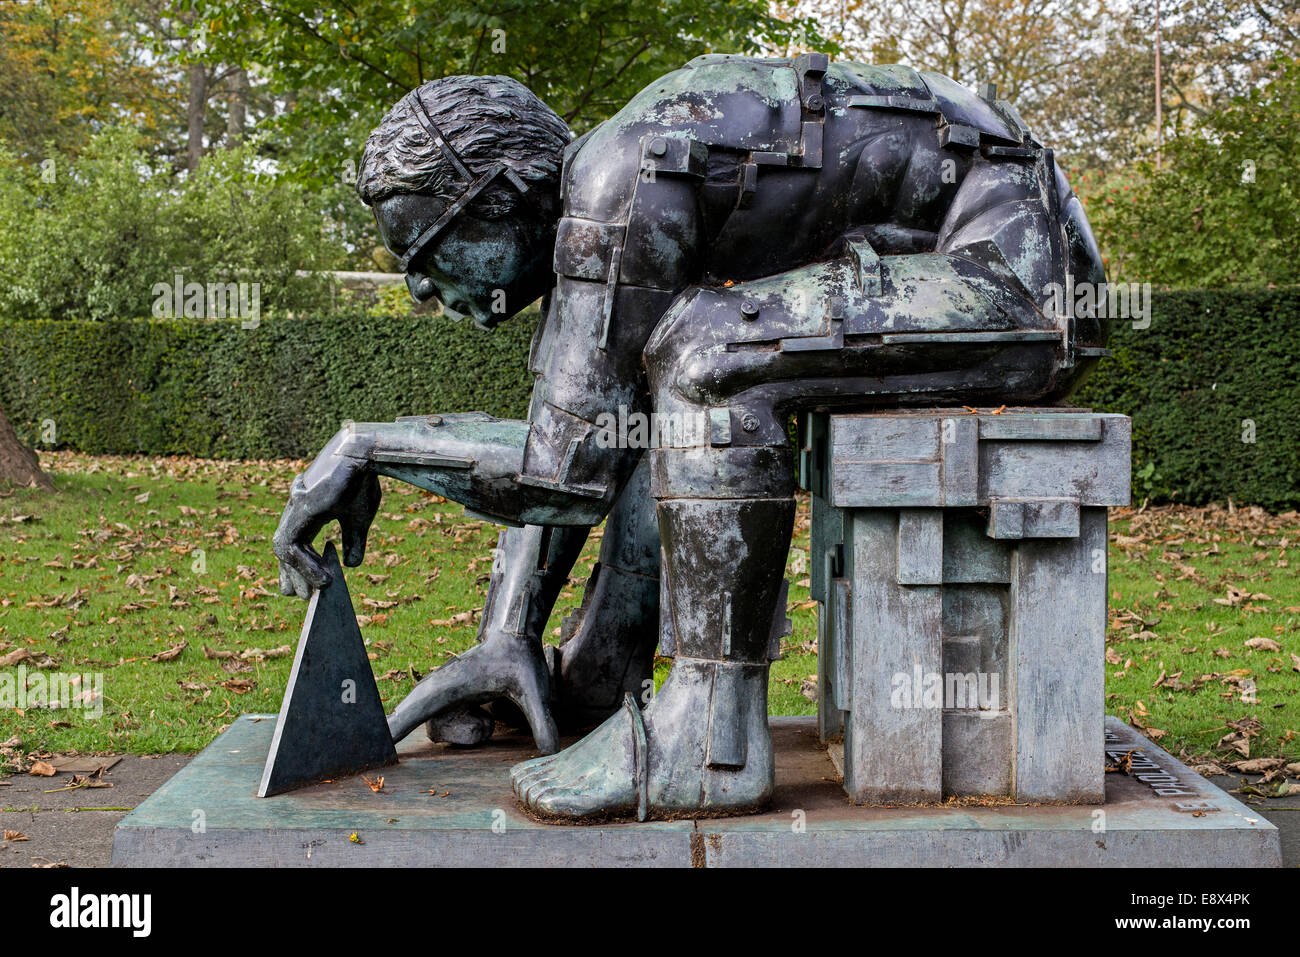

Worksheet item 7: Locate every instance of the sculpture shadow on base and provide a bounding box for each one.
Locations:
[258,542,397,798]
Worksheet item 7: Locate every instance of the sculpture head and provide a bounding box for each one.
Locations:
[358,75,571,327]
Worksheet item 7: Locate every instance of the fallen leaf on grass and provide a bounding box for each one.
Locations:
[1244,637,1281,652]
[150,640,188,662]
[1231,757,1285,774]
[219,679,255,694]
[1215,585,1273,606]
[0,648,32,667]
[1217,733,1250,758]
[428,610,477,628]
[239,646,292,661]
[1152,668,1185,690]
[1227,716,1264,735]
[799,676,817,701]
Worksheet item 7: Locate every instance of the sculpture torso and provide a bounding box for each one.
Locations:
[559,55,1102,297]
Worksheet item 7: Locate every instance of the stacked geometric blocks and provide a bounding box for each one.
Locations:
[801,408,1131,803]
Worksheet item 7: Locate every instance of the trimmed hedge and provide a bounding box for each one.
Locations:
[0,311,539,461]
[1,288,1297,507]
[1073,288,1300,510]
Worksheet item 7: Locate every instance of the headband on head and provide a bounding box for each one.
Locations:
[399,91,535,272]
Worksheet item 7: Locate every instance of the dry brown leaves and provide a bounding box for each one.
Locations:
[150,640,188,662]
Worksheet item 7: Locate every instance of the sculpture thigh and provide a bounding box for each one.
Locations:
[644,250,1063,502]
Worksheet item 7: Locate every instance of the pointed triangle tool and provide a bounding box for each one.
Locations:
[259,542,398,797]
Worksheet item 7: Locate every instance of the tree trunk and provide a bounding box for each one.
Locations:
[226,67,247,144]
[0,405,54,491]
[187,60,207,172]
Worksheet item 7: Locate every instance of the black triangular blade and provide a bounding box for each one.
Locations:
[258,542,397,797]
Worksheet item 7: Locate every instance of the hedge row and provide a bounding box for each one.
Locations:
[1072,288,1300,510]
[1,288,1297,507]
[0,311,539,461]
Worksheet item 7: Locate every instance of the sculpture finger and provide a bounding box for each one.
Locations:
[282,542,332,591]
[278,563,296,598]
[340,472,382,567]
[282,562,315,601]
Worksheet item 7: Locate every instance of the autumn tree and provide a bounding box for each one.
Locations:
[0,0,181,159]
[1085,56,1300,287]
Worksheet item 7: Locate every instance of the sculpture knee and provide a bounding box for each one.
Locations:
[645,287,793,454]
[644,292,794,501]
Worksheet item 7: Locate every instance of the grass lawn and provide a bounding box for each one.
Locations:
[1,452,1297,779]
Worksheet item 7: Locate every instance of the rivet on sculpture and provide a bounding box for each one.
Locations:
[269,54,1112,821]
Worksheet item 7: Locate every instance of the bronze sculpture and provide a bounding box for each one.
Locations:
[272,54,1109,820]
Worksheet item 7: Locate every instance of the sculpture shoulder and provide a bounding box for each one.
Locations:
[822,60,1030,146]
[560,57,804,223]
[917,70,1031,145]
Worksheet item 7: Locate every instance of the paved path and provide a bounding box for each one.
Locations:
[1,755,190,868]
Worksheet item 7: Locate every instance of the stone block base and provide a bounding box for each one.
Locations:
[111,715,1279,868]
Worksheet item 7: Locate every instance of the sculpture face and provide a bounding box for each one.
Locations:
[373,192,554,327]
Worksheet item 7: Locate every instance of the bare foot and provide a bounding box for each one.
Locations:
[511,660,773,820]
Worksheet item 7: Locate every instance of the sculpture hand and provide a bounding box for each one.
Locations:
[273,436,382,600]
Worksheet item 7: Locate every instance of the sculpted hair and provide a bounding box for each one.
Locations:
[356,75,571,217]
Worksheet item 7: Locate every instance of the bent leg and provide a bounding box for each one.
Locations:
[512,306,797,820]
[550,454,661,729]
[388,521,587,752]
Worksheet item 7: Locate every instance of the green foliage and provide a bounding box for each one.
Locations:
[0,128,344,321]
[1086,57,1300,287]
[0,308,540,460]
[0,0,182,160]
[1074,288,1300,509]
[186,0,831,188]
